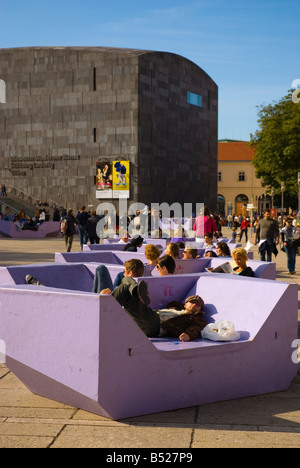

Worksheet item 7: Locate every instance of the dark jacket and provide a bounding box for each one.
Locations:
[123,235,144,252]
[85,215,101,238]
[162,313,208,341]
[233,266,254,277]
[112,277,160,337]
[77,210,90,227]
[65,214,77,236]
[123,244,137,252]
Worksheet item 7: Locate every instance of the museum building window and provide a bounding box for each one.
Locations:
[187,91,202,107]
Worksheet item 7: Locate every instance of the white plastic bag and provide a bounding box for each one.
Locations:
[245,241,253,251]
[202,320,240,342]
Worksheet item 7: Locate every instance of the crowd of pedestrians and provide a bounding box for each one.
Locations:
[1,197,299,275]
[227,209,300,275]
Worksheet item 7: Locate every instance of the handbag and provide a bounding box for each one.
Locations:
[292,231,300,241]
[292,230,300,247]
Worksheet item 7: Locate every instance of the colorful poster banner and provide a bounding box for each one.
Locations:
[112,161,130,199]
[96,161,113,198]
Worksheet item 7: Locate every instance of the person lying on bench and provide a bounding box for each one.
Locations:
[99,258,207,341]
[100,259,161,338]
[159,295,208,342]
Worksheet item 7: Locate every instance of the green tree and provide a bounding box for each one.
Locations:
[250,91,300,203]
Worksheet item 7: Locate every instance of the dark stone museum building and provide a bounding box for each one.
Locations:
[0,47,218,211]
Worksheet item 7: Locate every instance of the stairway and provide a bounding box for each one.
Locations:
[0,195,37,218]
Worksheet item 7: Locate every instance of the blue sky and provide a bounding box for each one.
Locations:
[1,0,299,141]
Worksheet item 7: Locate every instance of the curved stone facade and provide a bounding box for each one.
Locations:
[0,47,218,211]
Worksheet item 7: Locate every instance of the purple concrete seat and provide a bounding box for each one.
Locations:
[55,251,275,280]
[105,251,149,264]
[150,258,211,276]
[83,243,128,251]
[0,273,297,420]
[55,251,124,265]
[209,257,276,280]
[0,221,60,238]
[0,261,155,291]
[0,262,94,292]
[83,241,166,253]
[178,248,206,258]
[103,238,167,249]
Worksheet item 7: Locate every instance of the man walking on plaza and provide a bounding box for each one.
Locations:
[64,209,78,252]
[76,206,90,250]
[254,209,279,262]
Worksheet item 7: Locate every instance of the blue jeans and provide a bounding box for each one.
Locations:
[78,225,88,250]
[92,265,124,293]
[283,245,296,273]
[259,239,274,262]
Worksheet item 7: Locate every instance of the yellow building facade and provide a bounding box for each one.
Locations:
[218,140,272,217]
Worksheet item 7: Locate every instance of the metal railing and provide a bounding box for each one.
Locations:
[5,185,60,209]
[7,185,40,207]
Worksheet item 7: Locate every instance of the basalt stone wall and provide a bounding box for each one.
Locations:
[0,47,218,212]
[138,52,218,208]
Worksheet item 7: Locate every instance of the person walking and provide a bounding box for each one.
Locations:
[254,209,279,262]
[64,209,78,252]
[193,206,218,241]
[240,217,250,243]
[281,218,299,274]
[76,206,90,250]
[85,210,101,244]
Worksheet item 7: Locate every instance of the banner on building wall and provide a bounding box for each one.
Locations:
[96,161,113,198]
[112,161,130,199]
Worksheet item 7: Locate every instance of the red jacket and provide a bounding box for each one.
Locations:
[241,220,250,230]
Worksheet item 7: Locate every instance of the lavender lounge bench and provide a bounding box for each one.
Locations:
[0,262,95,292]
[103,238,168,249]
[0,221,60,238]
[55,251,124,265]
[0,273,297,420]
[55,251,276,280]
[209,257,276,280]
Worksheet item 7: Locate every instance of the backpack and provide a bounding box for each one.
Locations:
[60,218,68,235]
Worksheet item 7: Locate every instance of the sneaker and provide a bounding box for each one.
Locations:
[25,274,43,286]
[138,280,150,306]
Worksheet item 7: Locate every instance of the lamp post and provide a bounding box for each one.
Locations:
[281,182,285,227]
[271,187,274,210]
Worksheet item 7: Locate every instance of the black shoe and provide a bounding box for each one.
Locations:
[25,274,43,286]
[138,280,150,306]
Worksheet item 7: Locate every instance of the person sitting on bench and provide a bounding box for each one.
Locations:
[156,254,176,275]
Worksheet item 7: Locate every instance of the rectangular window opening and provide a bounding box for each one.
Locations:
[93,67,97,91]
[187,91,202,108]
